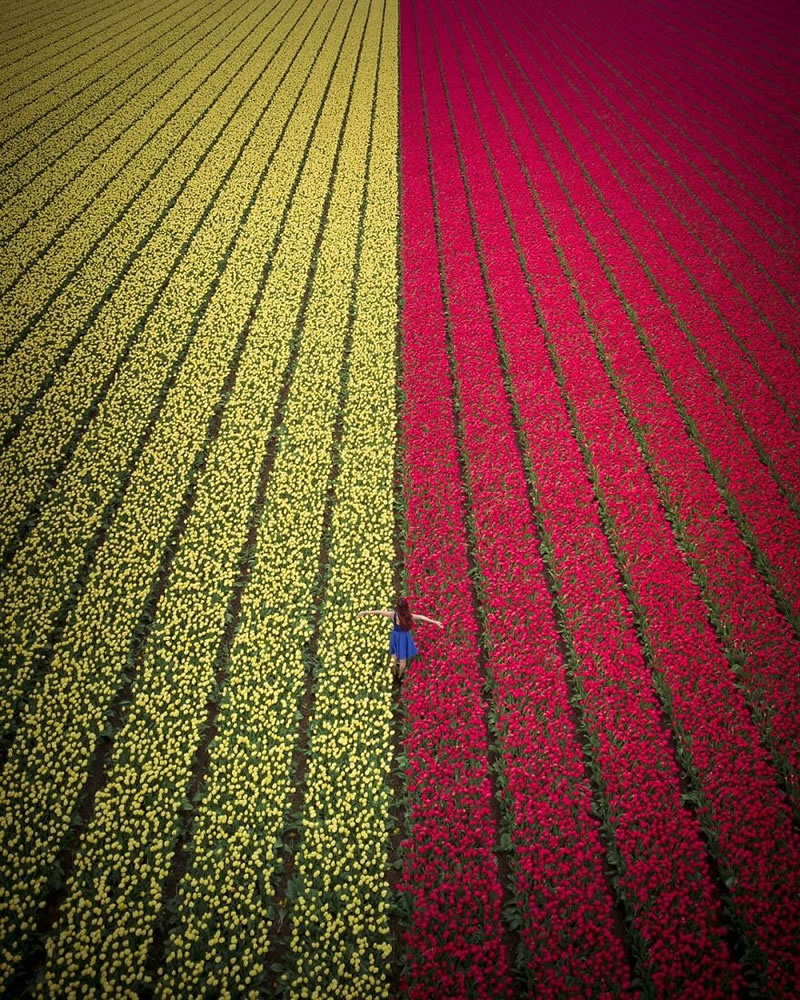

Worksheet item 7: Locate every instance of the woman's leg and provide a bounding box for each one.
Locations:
[390,653,398,678]
[397,658,407,679]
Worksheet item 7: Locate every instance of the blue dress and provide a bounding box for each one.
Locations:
[389,613,418,660]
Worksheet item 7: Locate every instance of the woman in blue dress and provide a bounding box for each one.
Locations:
[358,597,443,680]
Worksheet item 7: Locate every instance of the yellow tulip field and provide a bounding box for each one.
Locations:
[0,0,399,994]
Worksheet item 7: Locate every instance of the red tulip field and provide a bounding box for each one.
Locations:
[400,0,800,994]
[0,0,798,995]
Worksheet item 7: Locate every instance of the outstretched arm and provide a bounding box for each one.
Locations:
[412,614,444,628]
[358,609,394,619]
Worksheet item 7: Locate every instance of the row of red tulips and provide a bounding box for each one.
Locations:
[483,0,800,627]
[399,1,511,990]
[399,0,800,993]
[411,1,638,993]
[546,0,800,203]
[530,5,800,398]
[545,0,800,358]
[417,0,742,991]
[493,0,800,804]
[464,0,800,987]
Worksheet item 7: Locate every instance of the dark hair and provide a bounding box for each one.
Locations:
[395,597,413,631]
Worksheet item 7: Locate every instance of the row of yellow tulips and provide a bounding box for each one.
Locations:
[0,0,356,987]
[160,7,390,992]
[288,4,399,994]
[0,0,191,128]
[42,2,373,986]
[0,0,328,733]
[0,0,291,400]
[0,0,259,270]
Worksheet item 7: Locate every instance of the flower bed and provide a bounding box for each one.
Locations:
[416,0,740,991]
[399,5,510,991]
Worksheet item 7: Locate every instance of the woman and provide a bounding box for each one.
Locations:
[358,597,443,680]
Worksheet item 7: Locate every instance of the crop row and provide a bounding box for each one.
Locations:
[0,0,332,735]
[398,0,512,992]
[157,4,393,996]
[39,2,385,992]
[285,5,400,998]
[549,0,800,204]
[527,29,800,392]
[0,0,176,83]
[472,0,800,635]
[409,0,741,992]
[0,0,258,270]
[0,0,193,135]
[481,6,800,628]
[532,2,800,304]
[0,0,225,208]
[532,9,800,342]
[399,0,800,992]
[0,3,205,210]
[460,0,800,987]
[532,2,800,399]
[0,0,305,562]
[479,0,800,791]
[607,12,799,293]
[0,0,368,986]
[406,7,634,993]
[0,0,113,69]
[0,0,299,538]
[490,0,796,982]
[508,0,800,806]
[0,0,294,416]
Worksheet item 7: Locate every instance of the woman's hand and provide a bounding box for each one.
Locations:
[436,620,444,628]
